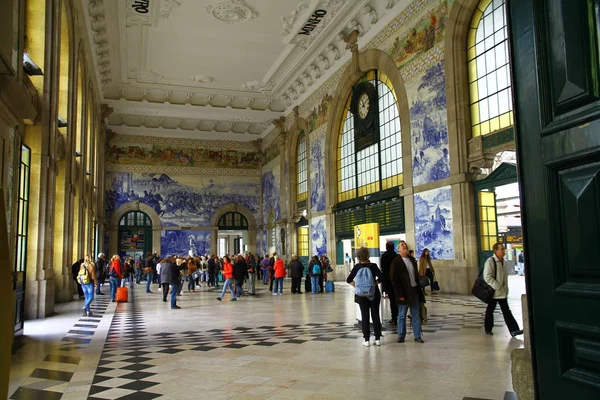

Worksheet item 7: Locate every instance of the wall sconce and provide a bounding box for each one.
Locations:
[86,171,92,176]
[58,116,68,128]
[74,150,82,157]
[23,52,43,76]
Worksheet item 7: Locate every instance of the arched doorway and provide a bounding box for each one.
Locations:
[118,211,153,260]
[217,211,248,256]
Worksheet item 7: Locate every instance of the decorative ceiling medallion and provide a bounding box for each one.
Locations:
[190,75,218,84]
[241,80,275,92]
[205,0,258,24]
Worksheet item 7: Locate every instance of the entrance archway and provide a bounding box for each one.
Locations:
[473,162,519,270]
[210,203,257,256]
[108,202,162,257]
[118,211,153,260]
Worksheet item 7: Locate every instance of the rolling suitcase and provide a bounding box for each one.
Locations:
[325,281,335,293]
[116,286,128,303]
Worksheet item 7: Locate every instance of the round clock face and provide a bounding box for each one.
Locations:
[358,93,370,119]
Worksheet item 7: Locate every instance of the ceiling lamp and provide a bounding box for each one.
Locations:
[58,116,68,128]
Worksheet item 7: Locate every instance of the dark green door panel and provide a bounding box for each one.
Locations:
[510,0,600,397]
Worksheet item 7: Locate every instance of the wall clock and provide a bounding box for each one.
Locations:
[350,81,379,152]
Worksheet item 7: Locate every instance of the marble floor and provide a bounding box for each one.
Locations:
[9,277,526,400]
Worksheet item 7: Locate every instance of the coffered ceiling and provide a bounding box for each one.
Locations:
[84,0,404,141]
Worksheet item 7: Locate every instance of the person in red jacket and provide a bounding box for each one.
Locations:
[108,255,123,302]
[272,254,286,295]
[216,256,237,301]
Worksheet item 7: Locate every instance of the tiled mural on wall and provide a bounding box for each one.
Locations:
[261,164,281,224]
[161,230,211,257]
[105,172,259,226]
[311,215,327,257]
[107,142,260,169]
[310,136,326,212]
[387,0,449,71]
[414,186,454,260]
[407,60,450,186]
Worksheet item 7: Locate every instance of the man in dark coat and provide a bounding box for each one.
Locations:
[233,255,248,297]
[390,240,425,344]
[207,255,216,287]
[162,256,185,309]
[289,254,304,294]
[380,241,398,324]
[160,257,173,303]
[72,258,85,299]
[95,253,106,295]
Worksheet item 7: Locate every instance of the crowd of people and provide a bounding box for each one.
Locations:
[72,251,333,311]
[72,242,522,346]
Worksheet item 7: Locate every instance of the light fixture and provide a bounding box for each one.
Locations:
[57,116,68,128]
[23,52,43,76]
[86,171,92,176]
[74,150,82,157]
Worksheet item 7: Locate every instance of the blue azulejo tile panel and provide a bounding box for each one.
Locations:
[414,186,454,259]
[310,136,326,213]
[407,61,450,186]
[261,164,281,224]
[311,216,327,257]
[105,172,259,227]
[161,230,211,257]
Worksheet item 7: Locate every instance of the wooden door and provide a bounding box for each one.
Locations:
[509,0,600,397]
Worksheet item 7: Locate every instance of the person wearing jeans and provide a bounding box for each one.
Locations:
[390,241,425,343]
[170,283,179,309]
[80,255,98,317]
[483,243,523,337]
[272,254,285,295]
[108,255,123,302]
[216,256,237,301]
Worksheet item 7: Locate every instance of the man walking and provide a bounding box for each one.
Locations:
[484,243,524,337]
[380,241,398,324]
[390,240,425,343]
[144,252,154,293]
[289,254,304,294]
[95,253,106,295]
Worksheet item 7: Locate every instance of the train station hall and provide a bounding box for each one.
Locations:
[1,0,598,399]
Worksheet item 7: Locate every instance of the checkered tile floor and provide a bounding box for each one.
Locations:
[10,295,111,400]
[10,281,523,399]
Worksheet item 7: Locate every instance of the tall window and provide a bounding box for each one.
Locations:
[296,131,307,202]
[15,145,31,273]
[478,191,498,251]
[119,211,152,227]
[337,70,403,202]
[468,0,513,137]
[297,226,308,257]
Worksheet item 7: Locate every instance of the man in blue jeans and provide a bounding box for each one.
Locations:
[144,253,154,293]
[389,240,425,344]
[162,256,185,309]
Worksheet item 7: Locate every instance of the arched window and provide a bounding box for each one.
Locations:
[337,70,403,203]
[119,211,152,227]
[218,212,248,230]
[296,131,307,202]
[468,0,513,137]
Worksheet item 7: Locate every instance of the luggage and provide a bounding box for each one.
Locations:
[116,286,128,303]
[305,277,311,293]
[419,276,430,288]
[325,281,335,293]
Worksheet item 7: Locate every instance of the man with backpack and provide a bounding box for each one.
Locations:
[390,240,425,344]
[346,247,383,347]
[308,255,322,294]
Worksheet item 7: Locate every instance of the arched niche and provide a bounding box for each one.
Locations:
[108,201,162,256]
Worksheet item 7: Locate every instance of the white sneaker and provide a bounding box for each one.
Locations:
[374,340,381,346]
[362,341,370,347]
[272,293,278,296]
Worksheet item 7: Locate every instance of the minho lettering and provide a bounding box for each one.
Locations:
[132,0,150,14]
[298,9,327,35]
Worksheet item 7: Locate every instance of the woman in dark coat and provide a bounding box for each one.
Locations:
[289,254,304,294]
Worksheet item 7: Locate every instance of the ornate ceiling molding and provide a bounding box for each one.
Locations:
[280,2,310,35]
[160,0,182,19]
[87,0,112,85]
[206,0,259,24]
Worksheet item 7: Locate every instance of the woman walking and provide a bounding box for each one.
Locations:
[418,248,437,294]
[347,247,383,347]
